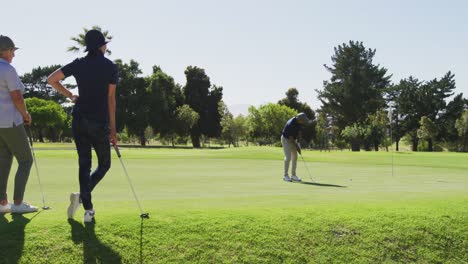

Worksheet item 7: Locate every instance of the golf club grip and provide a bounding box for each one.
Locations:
[295,142,301,155]
[113,144,122,158]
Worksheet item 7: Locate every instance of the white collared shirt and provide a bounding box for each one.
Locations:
[0,58,25,128]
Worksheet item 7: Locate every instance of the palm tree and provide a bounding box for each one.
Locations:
[68,25,113,55]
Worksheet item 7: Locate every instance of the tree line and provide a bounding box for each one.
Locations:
[20,27,468,151]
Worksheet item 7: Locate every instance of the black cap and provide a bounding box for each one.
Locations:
[0,35,19,51]
[84,29,108,52]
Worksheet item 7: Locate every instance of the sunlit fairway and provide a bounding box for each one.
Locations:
[0,145,466,263]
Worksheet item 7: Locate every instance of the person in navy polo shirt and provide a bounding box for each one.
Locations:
[48,29,118,223]
[281,113,311,182]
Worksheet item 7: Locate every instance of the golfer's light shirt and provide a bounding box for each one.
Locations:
[0,58,25,128]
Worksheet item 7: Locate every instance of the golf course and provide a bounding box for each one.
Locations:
[0,145,466,263]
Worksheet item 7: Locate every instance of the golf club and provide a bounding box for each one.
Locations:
[112,140,149,219]
[25,126,51,210]
[296,142,314,182]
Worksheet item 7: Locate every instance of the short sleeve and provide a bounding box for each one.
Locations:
[61,59,79,78]
[109,63,118,84]
[4,66,24,92]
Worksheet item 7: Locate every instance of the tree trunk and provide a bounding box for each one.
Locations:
[351,141,360,152]
[374,141,379,151]
[412,136,418,151]
[396,139,400,151]
[38,129,44,143]
[428,139,433,152]
[139,134,146,146]
[364,141,371,151]
[191,133,201,148]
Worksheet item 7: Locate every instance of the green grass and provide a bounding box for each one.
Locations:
[0,146,467,263]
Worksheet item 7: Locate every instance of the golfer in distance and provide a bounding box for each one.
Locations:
[281,113,312,182]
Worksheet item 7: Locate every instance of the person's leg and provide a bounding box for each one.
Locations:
[0,130,13,205]
[1,125,33,204]
[86,120,110,192]
[89,132,111,192]
[72,118,93,210]
[281,136,292,176]
[291,149,298,177]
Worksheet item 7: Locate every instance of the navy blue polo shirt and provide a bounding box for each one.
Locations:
[61,53,118,123]
[282,117,302,139]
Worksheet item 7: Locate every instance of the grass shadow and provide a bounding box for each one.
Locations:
[0,212,40,264]
[68,219,122,264]
[299,181,347,188]
[139,218,147,264]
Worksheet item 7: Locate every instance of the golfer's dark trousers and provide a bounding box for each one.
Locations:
[72,116,110,210]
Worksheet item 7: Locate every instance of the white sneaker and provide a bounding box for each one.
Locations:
[84,210,95,223]
[0,203,11,213]
[67,192,81,219]
[283,175,292,182]
[11,202,38,214]
[291,175,302,182]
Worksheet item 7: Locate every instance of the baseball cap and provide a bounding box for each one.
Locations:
[0,35,19,51]
[296,113,312,125]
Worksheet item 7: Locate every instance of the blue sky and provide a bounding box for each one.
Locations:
[3,0,467,114]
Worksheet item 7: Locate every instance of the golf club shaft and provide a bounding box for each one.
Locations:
[299,153,314,182]
[25,126,47,207]
[113,144,145,214]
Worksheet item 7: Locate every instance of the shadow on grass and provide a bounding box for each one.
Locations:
[68,219,122,264]
[139,218,147,264]
[0,212,41,264]
[299,181,347,188]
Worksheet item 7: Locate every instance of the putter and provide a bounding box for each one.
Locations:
[25,126,51,210]
[296,142,314,182]
[112,141,149,219]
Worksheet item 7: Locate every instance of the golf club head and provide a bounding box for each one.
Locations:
[42,206,51,210]
[140,213,150,219]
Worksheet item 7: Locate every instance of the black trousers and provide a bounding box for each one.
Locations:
[72,116,110,210]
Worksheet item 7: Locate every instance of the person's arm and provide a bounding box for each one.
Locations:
[47,69,78,103]
[108,84,117,144]
[9,90,31,125]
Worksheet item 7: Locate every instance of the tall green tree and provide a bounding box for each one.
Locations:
[315,110,331,150]
[205,85,224,138]
[278,88,316,146]
[364,110,389,151]
[397,72,457,151]
[317,41,391,151]
[341,123,367,151]
[183,66,223,147]
[220,103,248,147]
[455,110,468,152]
[114,59,149,145]
[385,84,404,151]
[437,93,466,144]
[393,77,422,151]
[25,98,68,142]
[21,65,65,103]
[417,116,438,151]
[68,25,113,55]
[174,104,199,146]
[247,103,298,144]
[148,66,184,142]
